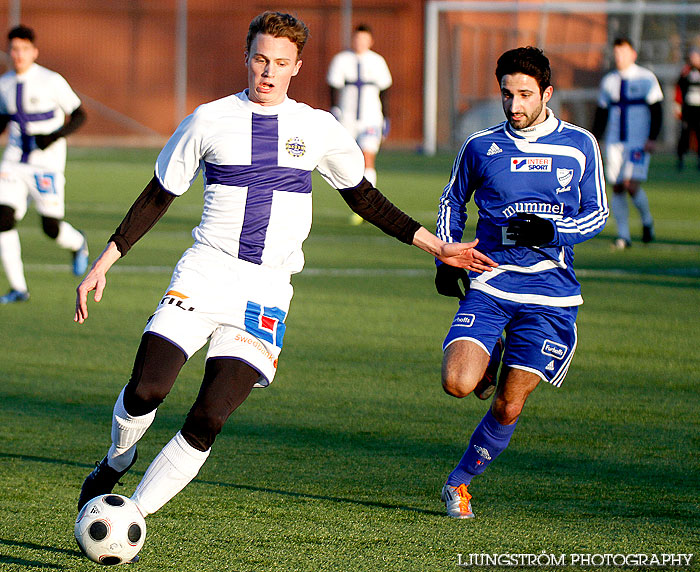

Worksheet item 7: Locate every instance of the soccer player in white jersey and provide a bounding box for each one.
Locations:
[435,47,608,519]
[0,25,88,304]
[593,37,663,250]
[73,12,496,529]
[327,25,392,224]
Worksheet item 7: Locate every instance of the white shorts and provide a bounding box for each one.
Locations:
[342,120,383,154]
[0,162,66,220]
[604,143,650,184]
[144,243,294,387]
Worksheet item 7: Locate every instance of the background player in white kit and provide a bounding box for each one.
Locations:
[593,37,663,250]
[74,12,496,527]
[0,25,88,304]
[327,25,392,224]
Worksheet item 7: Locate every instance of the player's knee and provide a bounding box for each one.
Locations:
[491,399,523,426]
[0,205,16,231]
[181,408,226,452]
[441,369,475,398]
[41,216,60,239]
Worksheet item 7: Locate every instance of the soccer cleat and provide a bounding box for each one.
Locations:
[349,212,364,226]
[72,232,89,276]
[0,289,30,304]
[473,336,504,400]
[78,450,138,511]
[612,237,631,250]
[642,224,655,244]
[441,483,474,519]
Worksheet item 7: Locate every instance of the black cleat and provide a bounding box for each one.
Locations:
[642,224,655,244]
[78,450,138,511]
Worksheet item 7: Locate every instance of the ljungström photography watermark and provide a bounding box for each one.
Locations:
[456,552,695,568]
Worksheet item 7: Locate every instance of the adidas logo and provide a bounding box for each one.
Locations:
[487,142,502,156]
[545,360,555,371]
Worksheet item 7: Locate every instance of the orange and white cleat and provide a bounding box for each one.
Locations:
[441,483,474,519]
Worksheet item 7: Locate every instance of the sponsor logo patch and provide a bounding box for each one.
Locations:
[35,173,57,194]
[541,339,568,360]
[453,313,476,327]
[511,157,552,172]
[160,290,195,311]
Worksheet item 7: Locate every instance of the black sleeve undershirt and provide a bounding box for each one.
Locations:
[109,175,176,256]
[592,106,609,140]
[337,177,422,245]
[648,101,663,141]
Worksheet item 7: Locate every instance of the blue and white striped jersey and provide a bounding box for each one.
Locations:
[437,111,608,307]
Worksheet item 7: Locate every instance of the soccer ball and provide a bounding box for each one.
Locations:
[74,494,146,566]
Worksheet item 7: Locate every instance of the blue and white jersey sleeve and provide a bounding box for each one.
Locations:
[549,127,608,247]
[437,129,491,244]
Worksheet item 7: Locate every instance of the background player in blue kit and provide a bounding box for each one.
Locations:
[435,47,608,519]
[0,25,88,304]
[73,11,496,525]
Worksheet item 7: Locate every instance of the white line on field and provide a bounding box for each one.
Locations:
[23,264,700,279]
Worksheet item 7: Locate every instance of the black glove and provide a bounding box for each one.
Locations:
[505,213,555,246]
[435,263,470,300]
[34,132,60,150]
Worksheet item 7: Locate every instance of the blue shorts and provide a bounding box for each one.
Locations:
[443,290,578,387]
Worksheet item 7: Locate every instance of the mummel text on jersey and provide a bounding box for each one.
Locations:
[437,111,608,307]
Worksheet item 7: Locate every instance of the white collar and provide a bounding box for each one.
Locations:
[509,108,558,141]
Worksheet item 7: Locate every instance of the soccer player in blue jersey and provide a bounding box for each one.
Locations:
[435,47,609,518]
[73,11,496,526]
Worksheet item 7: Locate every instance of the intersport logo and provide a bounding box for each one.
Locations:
[511,157,552,172]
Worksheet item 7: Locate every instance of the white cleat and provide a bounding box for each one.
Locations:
[441,483,475,519]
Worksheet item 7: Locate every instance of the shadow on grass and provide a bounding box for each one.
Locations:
[0,451,444,518]
[0,538,82,569]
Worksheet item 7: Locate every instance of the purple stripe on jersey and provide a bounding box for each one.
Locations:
[344,58,377,121]
[613,78,646,142]
[13,82,56,163]
[203,113,312,265]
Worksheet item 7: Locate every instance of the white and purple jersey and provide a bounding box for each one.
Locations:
[597,63,663,145]
[327,49,392,126]
[0,63,81,172]
[437,111,608,307]
[155,90,365,275]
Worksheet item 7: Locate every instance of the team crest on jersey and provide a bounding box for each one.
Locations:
[541,339,567,360]
[556,168,574,193]
[511,157,552,172]
[285,137,306,157]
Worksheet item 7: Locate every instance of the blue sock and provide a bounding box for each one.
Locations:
[447,408,518,486]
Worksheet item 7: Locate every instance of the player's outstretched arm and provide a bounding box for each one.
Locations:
[412,228,497,272]
[74,242,121,324]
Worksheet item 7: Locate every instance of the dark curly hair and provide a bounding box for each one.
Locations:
[495,47,551,95]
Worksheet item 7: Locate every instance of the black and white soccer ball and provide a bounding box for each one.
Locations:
[74,494,146,566]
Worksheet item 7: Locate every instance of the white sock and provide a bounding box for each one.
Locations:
[364,167,377,187]
[131,431,210,516]
[107,386,157,472]
[56,220,84,251]
[611,193,630,241]
[631,188,654,227]
[0,229,27,292]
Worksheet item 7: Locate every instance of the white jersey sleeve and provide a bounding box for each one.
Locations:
[315,113,365,189]
[155,110,205,196]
